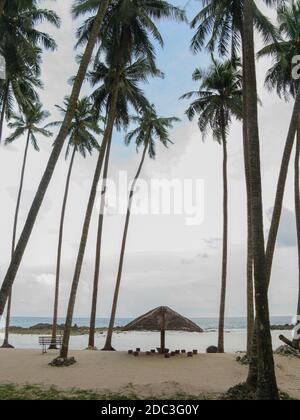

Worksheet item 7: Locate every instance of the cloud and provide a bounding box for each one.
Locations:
[267,207,298,248]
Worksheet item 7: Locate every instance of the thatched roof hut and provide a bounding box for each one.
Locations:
[123,306,203,353]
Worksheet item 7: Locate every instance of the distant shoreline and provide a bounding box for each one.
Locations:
[6,323,294,336]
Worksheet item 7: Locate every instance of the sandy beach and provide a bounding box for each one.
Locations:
[0,349,299,399]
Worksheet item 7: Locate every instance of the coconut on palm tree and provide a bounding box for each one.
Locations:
[51,0,185,365]
[181,58,242,353]
[46,96,101,349]
[87,57,153,350]
[103,104,179,351]
[1,102,52,348]
[0,0,111,318]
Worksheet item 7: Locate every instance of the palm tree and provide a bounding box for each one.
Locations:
[181,58,242,353]
[0,0,60,142]
[46,96,101,349]
[190,0,279,363]
[258,0,300,317]
[257,0,300,288]
[1,102,52,348]
[242,0,278,400]
[103,105,179,351]
[190,0,280,398]
[53,0,185,364]
[296,127,300,317]
[0,56,43,145]
[87,58,152,350]
[0,0,111,318]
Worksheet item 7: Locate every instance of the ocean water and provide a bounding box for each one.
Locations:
[9,315,292,330]
[1,316,293,352]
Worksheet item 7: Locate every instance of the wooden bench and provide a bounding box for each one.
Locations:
[39,336,62,354]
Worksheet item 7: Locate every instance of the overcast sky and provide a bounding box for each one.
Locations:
[0,0,298,319]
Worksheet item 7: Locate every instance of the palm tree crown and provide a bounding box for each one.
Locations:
[181,58,242,142]
[48,96,101,159]
[125,104,180,158]
[6,102,52,150]
[258,0,300,100]
[89,56,160,129]
[190,0,280,57]
[73,0,186,69]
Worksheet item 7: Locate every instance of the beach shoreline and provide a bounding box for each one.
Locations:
[1,329,293,353]
[0,349,299,400]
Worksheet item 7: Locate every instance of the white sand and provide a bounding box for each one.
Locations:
[0,349,299,399]
[5,329,290,353]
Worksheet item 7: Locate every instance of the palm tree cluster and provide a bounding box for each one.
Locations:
[0,0,299,400]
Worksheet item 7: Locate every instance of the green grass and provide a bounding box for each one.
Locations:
[0,383,216,401]
[0,383,294,400]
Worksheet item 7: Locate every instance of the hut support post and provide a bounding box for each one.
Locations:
[160,329,166,354]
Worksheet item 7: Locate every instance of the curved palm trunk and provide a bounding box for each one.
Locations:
[0,80,9,145]
[103,140,149,351]
[265,88,300,286]
[295,123,300,316]
[1,131,30,348]
[88,134,113,349]
[0,0,6,16]
[243,0,278,400]
[58,86,119,362]
[217,122,228,354]
[49,148,76,350]
[0,0,111,317]
[247,75,300,395]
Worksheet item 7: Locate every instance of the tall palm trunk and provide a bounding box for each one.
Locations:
[247,85,300,391]
[58,85,119,362]
[266,88,300,285]
[0,0,5,16]
[1,131,30,348]
[217,115,228,354]
[103,140,149,351]
[88,134,113,349]
[0,80,9,144]
[0,0,111,317]
[295,123,300,316]
[49,148,76,350]
[241,42,255,358]
[243,0,279,400]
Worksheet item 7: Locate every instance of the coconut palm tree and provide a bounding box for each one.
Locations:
[103,105,179,351]
[0,0,111,318]
[296,128,300,316]
[257,0,300,287]
[1,102,52,348]
[242,0,279,400]
[46,96,101,349]
[191,0,281,399]
[56,61,159,363]
[0,0,60,142]
[87,58,152,350]
[181,58,242,353]
[0,55,43,145]
[190,0,279,362]
[52,0,185,364]
[257,0,300,318]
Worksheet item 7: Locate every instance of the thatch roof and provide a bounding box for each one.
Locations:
[123,306,203,332]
